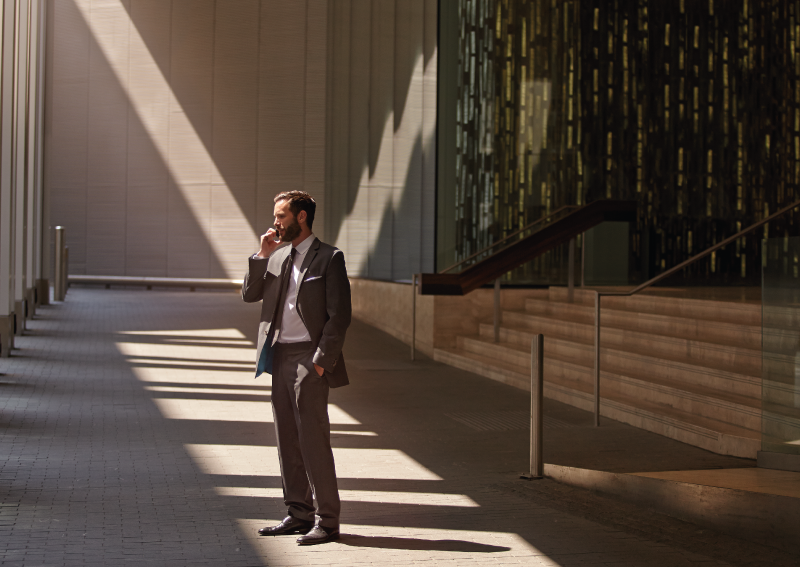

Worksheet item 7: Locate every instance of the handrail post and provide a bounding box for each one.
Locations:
[568,237,575,302]
[63,247,70,298]
[493,278,501,342]
[580,232,586,287]
[411,274,417,361]
[54,226,65,301]
[522,334,544,479]
[594,291,601,427]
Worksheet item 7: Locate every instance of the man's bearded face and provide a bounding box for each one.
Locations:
[279,213,302,243]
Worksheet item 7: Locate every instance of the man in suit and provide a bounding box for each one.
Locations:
[242,190,351,545]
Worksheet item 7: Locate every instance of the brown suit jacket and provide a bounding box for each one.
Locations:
[242,237,351,388]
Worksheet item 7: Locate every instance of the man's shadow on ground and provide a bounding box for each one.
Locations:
[336,534,510,552]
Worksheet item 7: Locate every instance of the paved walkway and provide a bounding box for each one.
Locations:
[0,288,795,566]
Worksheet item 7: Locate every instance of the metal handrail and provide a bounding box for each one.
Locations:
[439,204,579,274]
[590,197,800,426]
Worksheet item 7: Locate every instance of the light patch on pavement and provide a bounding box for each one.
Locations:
[331,430,377,436]
[215,487,479,507]
[153,399,360,424]
[161,338,253,346]
[145,385,271,395]
[185,444,444,480]
[127,357,251,368]
[116,341,255,364]
[131,367,259,383]
[118,328,250,339]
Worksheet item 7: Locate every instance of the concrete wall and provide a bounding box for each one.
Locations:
[46,0,328,279]
[327,0,438,280]
[46,0,438,282]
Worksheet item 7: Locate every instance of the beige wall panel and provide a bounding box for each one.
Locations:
[85,184,126,274]
[168,0,214,139]
[327,0,350,247]
[125,0,172,276]
[50,1,90,189]
[211,0,259,184]
[211,180,255,278]
[420,0,437,273]
[209,0,259,275]
[168,181,211,277]
[341,0,371,275]
[392,0,425,280]
[327,1,348,223]
[166,0,214,275]
[257,0,307,235]
[367,0,395,280]
[304,0,328,239]
[84,0,130,275]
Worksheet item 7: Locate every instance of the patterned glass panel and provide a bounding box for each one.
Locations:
[442,0,800,285]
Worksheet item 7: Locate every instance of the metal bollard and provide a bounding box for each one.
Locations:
[411,274,417,361]
[54,226,65,301]
[594,291,601,427]
[521,334,544,480]
[63,247,70,298]
[567,237,575,302]
[493,278,501,342]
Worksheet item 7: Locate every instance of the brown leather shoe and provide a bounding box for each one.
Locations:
[296,525,340,545]
[258,515,314,536]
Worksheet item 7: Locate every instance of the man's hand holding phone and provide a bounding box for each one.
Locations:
[257,228,281,258]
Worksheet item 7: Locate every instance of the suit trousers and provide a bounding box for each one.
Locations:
[271,341,340,529]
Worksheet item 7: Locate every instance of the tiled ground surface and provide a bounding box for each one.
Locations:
[0,288,795,566]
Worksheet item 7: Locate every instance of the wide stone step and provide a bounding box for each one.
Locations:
[517,303,760,350]
[433,346,759,458]
[493,314,762,377]
[458,334,761,431]
[547,287,761,326]
[478,324,760,397]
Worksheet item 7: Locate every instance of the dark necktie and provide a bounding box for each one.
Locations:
[270,248,296,346]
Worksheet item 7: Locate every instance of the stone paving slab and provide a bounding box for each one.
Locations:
[0,288,795,566]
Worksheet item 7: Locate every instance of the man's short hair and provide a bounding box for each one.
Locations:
[274,191,316,229]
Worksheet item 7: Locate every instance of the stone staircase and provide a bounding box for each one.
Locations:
[434,287,763,458]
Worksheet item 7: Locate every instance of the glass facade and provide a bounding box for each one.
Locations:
[438,0,800,285]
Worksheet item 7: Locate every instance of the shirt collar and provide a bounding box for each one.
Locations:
[293,234,316,257]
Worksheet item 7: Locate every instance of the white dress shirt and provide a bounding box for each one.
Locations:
[277,234,315,343]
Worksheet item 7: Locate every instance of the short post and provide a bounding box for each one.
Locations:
[567,237,575,302]
[63,247,70,298]
[411,274,417,361]
[493,278,501,342]
[54,226,65,301]
[521,334,544,480]
[580,232,586,287]
[594,291,601,427]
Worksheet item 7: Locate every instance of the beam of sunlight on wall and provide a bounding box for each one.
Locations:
[215,487,480,507]
[334,47,436,278]
[74,1,256,277]
[185,444,444,481]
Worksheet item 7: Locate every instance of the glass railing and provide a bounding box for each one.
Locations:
[762,237,800,456]
[439,205,579,275]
